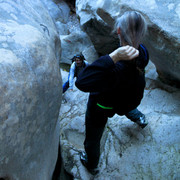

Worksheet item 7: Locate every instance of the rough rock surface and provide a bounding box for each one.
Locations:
[59,61,180,180]
[45,0,98,65]
[76,0,180,85]
[0,1,62,180]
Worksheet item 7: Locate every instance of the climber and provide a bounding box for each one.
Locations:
[63,54,89,93]
[75,11,149,175]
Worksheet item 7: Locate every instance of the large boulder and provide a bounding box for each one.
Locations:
[76,0,180,86]
[60,32,98,65]
[43,0,71,35]
[59,61,180,179]
[0,1,62,180]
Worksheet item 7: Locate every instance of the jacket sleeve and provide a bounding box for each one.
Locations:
[69,62,76,89]
[139,44,149,69]
[75,55,124,92]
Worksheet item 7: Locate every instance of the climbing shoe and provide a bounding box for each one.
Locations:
[135,114,148,128]
[80,151,99,175]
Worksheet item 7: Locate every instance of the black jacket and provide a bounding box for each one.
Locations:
[76,45,149,115]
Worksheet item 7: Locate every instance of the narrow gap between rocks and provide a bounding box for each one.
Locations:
[52,0,77,178]
[52,144,74,180]
[0,178,9,180]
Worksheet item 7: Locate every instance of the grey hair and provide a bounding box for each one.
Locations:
[115,11,147,48]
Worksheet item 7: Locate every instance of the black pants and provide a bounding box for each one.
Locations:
[84,100,143,169]
[84,101,115,169]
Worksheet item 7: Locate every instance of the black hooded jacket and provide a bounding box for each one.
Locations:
[75,45,149,115]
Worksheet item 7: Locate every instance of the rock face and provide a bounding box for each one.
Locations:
[0,1,62,180]
[60,62,180,180]
[45,0,99,65]
[76,0,180,85]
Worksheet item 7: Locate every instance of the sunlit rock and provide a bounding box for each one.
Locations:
[0,1,62,179]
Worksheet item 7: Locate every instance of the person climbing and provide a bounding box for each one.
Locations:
[75,11,149,175]
[63,54,89,93]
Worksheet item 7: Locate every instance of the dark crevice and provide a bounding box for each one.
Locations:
[0,177,10,180]
[66,0,75,8]
[66,0,76,13]
[52,143,73,180]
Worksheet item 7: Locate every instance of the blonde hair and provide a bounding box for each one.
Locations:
[115,11,147,48]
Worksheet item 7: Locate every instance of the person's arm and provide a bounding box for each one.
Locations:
[69,62,76,90]
[109,45,139,63]
[75,55,123,92]
[76,46,139,93]
[139,44,149,68]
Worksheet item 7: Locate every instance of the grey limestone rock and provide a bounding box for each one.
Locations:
[76,0,180,85]
[0,0,62,179]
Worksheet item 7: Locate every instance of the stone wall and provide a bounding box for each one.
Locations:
[76,0,180,86]
[0,1,62,179]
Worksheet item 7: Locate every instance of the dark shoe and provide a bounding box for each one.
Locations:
[80,151,99,175]
[135,114,148,128]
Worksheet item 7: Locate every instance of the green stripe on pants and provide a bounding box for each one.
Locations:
[96,103,113,110]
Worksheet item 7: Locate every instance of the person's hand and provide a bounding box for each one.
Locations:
[109,45,139,63]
